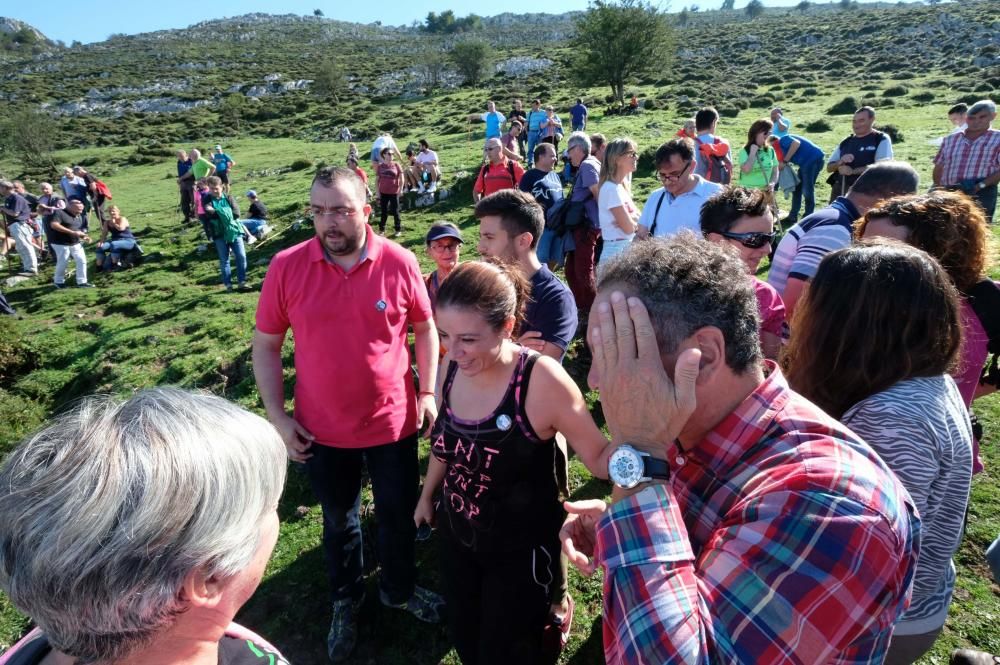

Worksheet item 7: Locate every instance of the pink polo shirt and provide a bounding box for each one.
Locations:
[256,226,432,448]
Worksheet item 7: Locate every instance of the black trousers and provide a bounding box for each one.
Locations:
[440,530,560,665]
[379,194,401,232]
[303,434,419,604]
[179,181,195,221]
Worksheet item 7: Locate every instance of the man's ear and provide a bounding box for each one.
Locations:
[687,327,727,384]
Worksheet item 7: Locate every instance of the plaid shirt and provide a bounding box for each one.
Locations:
[596,364,919,664]
[933,128,1000,186]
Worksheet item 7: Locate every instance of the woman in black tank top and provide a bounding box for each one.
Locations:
[415,261,612,665]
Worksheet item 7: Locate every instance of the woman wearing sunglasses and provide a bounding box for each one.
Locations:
[596,137,641,263]
[700,186,784,359]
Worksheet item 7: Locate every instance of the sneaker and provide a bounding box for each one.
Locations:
[53,283,65,289]
[246,235,257,245]
[427,182,437,193]
[260,224,273,236]
[225,285,233,292]
[77,283,96,288]
[417,184,426,194]
[327,595,363,662]
[238,282,251,291]
[393,231,402,238]
[379,585,444,624]
[951,649,1000,665]
[16,271,37,277]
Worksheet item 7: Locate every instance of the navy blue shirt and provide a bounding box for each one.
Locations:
[570,103,588,126]
[3,193,30,223]
[523,266,578,358]
[177,159,192,178]
[519,169,564,213]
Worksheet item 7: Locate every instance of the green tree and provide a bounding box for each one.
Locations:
[449,40,492,86]
[418,50,449,90]
[570,0,674,105]
[220,93,247,134]
[745,0,765,19]
[313,8,323,16]
[721,0,735,10]
[797,0,811,11]
[0,106,57,173]
[312,59,348,102]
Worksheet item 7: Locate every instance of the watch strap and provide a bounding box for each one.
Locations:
[644,455,670,480]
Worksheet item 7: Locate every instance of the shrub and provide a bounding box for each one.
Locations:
[974,82,996,92]
[805,119,833,132]
[911,91,935,102]
[875,124,903,144]
[637,144,659,174]
[749,96,774,109]
[827,96,859,115]
[289,158,314,171]
[883,85,908,97]
[718,106,740,118]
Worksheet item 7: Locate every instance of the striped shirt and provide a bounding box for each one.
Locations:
[767,197,860,296]
[933,128,1000,186]
[596,364,918,664]
[843,375,972,635]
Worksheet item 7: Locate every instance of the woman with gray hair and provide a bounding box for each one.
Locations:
[0,388,289,665]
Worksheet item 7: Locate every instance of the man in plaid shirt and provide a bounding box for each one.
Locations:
[562,235,919,664]
[933,99,1000,222]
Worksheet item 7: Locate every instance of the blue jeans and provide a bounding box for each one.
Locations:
[787,157,824,225]
[526,129,541,167]
[242,219,266,237]
[213,236,247,287]
[975,184,997,224]
[986,534,1000,584]
[96,239,136,266]
[304,434,419,604]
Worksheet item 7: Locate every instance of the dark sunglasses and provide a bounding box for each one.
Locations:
[718,230,775,249]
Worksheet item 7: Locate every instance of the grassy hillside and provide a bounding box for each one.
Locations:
[2,1,1000,663]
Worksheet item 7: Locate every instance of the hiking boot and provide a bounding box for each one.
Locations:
[327,595,363,662]
[77,283,96,288]
[952,649,1000,665]
[379,585,445,623]
[238,282,251,291]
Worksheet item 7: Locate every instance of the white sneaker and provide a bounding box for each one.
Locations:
[260,224,272,236]
[246,235,257,245]
[427,183,437,193]
[417,184,426,193]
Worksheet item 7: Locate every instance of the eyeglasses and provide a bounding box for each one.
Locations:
[430,242,460,253]
[311,206,359,219]
[624,151,638,158]
[718,230,775,249]
[656,161,692,182]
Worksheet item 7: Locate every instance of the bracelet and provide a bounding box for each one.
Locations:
[418,390,436,398]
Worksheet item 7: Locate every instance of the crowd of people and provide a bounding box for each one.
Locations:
[0,93,999,665]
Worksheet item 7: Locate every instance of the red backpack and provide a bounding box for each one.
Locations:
[698,139,733,185]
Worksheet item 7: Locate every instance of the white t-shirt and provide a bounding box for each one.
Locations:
[598,181,637,242]
[416,150,438,166]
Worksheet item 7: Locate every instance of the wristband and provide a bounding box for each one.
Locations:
[418,390,436,398]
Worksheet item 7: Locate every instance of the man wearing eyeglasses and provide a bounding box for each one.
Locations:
[473,138,525,203]
[636,139,723,239]
[252,166,445,662]
[767,161,919,318]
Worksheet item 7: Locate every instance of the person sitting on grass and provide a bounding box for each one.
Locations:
[423,222,463,311]
[95,205,140,272]
[201,176,248,291]
[242,190,271,240]
[0,388,290,665]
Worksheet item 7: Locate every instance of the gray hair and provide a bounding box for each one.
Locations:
[968,99,997,116]
[0,180,12,190]
[0,388,287,663]
[190,148,201,159]
[849,160,920,199]
[566,131,591,154]
[596,233,762,373]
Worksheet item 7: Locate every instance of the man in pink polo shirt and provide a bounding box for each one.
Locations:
[252,166,443,662]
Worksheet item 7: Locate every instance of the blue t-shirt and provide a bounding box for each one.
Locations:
[519,169,564,212]
[212,153,233,173]
[523,266,578,358]
[177,159,192,177]
[777,135,824,166]
[570,104,587,126]
[482,112,505,139]
[526,110,548,132]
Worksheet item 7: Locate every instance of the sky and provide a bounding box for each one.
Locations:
[7,0,925,45]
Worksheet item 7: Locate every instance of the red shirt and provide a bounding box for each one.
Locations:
[376,162,403,195]
[350,165,369,185]
[474,158,525,197]
[255,227,432,448]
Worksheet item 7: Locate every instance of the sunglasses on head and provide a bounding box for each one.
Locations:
[718,230,775,249]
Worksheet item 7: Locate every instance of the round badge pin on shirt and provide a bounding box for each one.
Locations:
[375,299,387,312]
[496,414,512,431]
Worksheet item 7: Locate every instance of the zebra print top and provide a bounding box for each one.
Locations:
[843,374,973,635]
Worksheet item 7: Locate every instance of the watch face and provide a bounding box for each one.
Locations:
[609,446,643,489]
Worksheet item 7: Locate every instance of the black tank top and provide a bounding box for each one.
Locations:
[430,349,562,552]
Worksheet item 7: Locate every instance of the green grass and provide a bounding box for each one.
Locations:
[2,1,1000,661]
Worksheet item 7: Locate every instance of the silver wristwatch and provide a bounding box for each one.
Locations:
[608,444,671,490]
